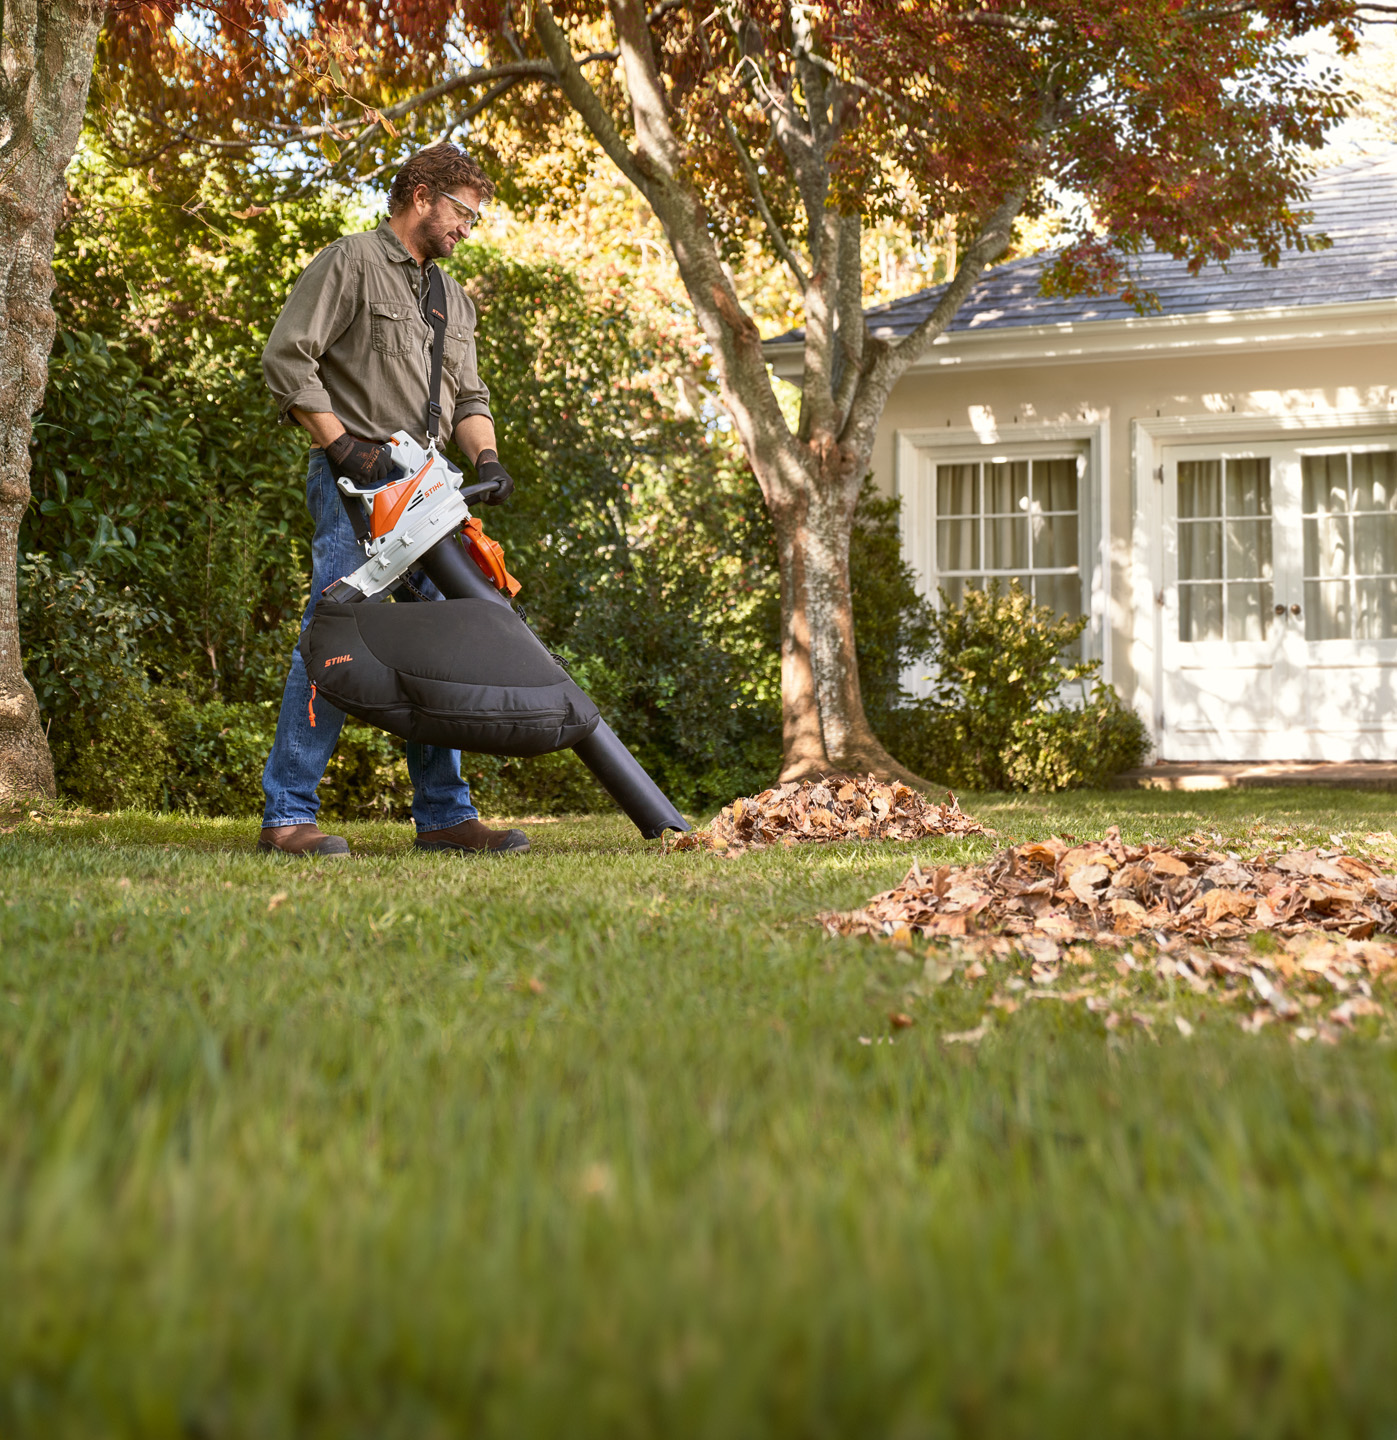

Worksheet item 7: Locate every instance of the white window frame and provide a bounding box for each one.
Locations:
[894,419,1111,698]
[1131,405,1397,754]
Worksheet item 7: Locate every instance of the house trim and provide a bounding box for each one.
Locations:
[767,298,1397,379]
[894,417,1112,684]
[1130,406,1397,757]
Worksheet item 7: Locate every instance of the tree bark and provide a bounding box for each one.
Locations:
[0,0,103,803]
[761,444,933,790]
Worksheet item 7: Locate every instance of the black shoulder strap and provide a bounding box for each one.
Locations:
[425,264,447,446]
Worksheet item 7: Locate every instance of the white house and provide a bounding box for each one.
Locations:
[765,156,1397,764]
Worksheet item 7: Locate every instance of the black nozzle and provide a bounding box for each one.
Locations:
[572,721,689,838]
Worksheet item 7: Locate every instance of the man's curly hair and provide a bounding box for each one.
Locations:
[389,143,495,213]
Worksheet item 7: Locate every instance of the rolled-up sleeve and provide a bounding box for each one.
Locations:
[451,293,493,426]
[262,246,358,423]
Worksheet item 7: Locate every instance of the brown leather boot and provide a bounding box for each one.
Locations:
[258,823,351,857]
[414,817,529,854]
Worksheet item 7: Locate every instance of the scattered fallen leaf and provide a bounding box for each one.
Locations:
[889,1011,915,1030]
[942,1022,988,1045]
[267,891,288,912]
[579,1162,614,1199]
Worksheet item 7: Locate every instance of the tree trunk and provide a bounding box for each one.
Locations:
[0,0,103,803]
[766,451,936,791]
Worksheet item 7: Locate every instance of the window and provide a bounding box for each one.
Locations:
[934,455,1083,619]
[1176,457,1273,643]
[1302,450,1397,641]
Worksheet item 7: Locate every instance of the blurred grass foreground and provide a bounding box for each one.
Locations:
[4,789,1397,1437]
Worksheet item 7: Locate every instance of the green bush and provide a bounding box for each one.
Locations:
[50,676,172,812]
[886,581,1150,792]
[17,553,173,808]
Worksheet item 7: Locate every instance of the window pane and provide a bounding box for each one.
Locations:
[985,460,1029,513]
[987,515,1028,569]
[1034,513,1079,569]
[939,574,968,606]
[1304,579,1350,641]
[1225,519,1273,580]
[1225,458,1271,518]
[1226,582,1273,642]
[1035,572,1082,619]
[1355,578,1397,640]
[1178,461,1222,518]
[1353,514,1397,577]
[1180,584,1223,642]
[1304,513,1350,581]
[1034,459,1078,512]
[937,518,979,571]
[1303,455,1349,516]
[1179,520,1223,582]
[937,464,978,516]
[1351,452,1397,513]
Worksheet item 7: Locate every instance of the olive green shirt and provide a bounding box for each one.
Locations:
[262,219,492,448]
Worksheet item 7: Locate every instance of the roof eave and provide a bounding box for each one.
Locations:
[762,296,1397,380]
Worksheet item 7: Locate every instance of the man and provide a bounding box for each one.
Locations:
[259,142,527,858]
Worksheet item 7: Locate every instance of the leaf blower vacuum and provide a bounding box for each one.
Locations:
[300,428,689,839]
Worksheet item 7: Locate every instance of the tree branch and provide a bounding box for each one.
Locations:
[725,114,811,289]
[845,188,1027,451]
[690,11,811,289]
[832,211,865,426]
[609,0,684,176]
[532,3,651,193]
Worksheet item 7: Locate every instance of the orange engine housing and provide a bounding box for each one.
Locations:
[462,517,522,598]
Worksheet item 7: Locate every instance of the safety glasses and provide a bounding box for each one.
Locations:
[438,190,481,232]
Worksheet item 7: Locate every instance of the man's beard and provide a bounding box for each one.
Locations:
[422,217,460,261]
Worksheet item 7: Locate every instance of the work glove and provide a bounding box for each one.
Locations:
[326,432,394,485]
[474,449,515,505]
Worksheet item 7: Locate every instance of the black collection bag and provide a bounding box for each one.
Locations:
[301,597,600,757]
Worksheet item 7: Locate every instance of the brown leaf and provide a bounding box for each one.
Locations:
[889,1011,916,1031]
[1068,864,1111,905]
[1201,888,1255,926]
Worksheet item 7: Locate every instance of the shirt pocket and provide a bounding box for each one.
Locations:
[369,300,417,357]
[442,325,475,385]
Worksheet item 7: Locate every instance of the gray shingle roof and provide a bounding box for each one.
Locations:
[769,154,1397,347]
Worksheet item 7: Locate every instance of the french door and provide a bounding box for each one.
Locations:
[1161,438,1397,761]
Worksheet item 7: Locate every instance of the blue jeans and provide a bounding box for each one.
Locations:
[260,450,478,832]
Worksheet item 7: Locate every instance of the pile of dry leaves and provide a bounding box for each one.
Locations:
[825,827,1397,1042]
[670,776,983,855]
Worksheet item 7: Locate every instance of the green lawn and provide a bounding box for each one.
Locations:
[3,789,1397,1437]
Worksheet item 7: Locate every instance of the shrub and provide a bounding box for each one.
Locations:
[886,581,1149,792]
[18,554,173,808]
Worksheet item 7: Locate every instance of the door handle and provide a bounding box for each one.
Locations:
[1290,603,1302,617]
[1274,603,1286,616]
